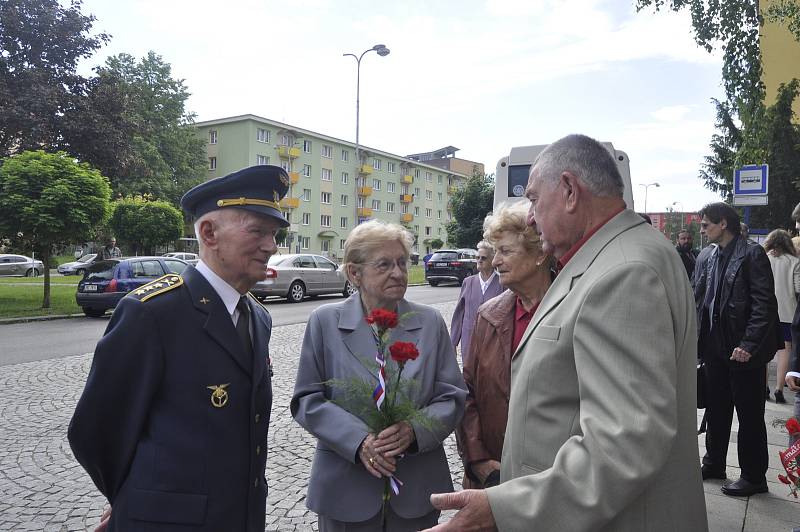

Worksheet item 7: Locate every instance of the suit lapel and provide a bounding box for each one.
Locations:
[247,294,269,382]
[339,295,381,378]
[184,267,252,375]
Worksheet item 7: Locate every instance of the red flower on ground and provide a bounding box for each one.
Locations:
[366,308,399,329]
[787,417,800,435]
[389,341,419,364]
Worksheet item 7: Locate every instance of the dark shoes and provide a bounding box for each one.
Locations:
[775,389,787,404]
[721,477,768,497]
[701,465,727,481]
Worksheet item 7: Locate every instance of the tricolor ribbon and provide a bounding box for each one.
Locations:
[371,336,403,494]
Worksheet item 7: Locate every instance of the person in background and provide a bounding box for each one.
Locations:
[676,229,698,281]
[450,240,503,365]
[792,202,800,252]
[763,229,800,404]
[456,203,552,490]
[741,223,750,241]
[99,237,121,260]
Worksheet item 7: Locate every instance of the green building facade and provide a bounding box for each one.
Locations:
[194,114,467,258]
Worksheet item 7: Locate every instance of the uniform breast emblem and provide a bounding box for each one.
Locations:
[206,383,230,408]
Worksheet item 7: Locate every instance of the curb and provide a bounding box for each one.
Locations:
[0,313,87,325]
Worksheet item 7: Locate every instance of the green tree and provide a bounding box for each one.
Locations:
[428,238,444,250]
[446,172,494,248]
[0,0,109,157]
[109,196,184,255]
[0,150,112,307]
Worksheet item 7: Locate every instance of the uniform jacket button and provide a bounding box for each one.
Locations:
[255,413,260,423]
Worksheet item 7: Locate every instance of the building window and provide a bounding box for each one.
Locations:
[357,197,365,208]
[437,210,442,220]
[387,182,395,193]
[209,130,217,144]
[321,168,332,181]
[425,226,432,236]
[300,236,310,249]
[321,192,331,204]
[426,171,432,182]
[321,239,330,252]
[425,190,432,201]
[414,169,421,179]
[356,177,365,187]
[303,140,312,153]
[401,204,409,214]
[340,239,346,250]
[401,184,409,195]
[438,192,443,202]
[302,164,311,177]
[426,208,432,218]
[371,199,380,210]
[438,174,443,184]
[281,161,290,172]
[321,215,331,227]
[372,158,381,170]
[302,212,310,225]
[256,154,269,165]
[284,211,292,223]
[414,206,420,216]
[387,202,395,213]
[387,162,395,173]
[322,145,332,158]
[256,128,270,143]
[340,194,348,206]
[281,134,290,145]
[414,187,420,197]
[340,216,348,228]
[302,189,311,201]
[341,149,349,162]
[372,179,381,190]
[209,157,217,170]
[341,172,349,184]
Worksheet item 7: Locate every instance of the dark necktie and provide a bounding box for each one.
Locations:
[236,296,254,358]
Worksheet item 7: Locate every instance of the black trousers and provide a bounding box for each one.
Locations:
[701,358,768,482]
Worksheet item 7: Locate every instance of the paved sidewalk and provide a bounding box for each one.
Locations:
[0,300,797,530]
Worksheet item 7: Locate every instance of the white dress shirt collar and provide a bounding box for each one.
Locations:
[479,271,496,295]
[195,260,242,319]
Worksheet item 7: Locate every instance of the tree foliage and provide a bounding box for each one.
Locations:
[109,196,184,255]
[0,150,111,307]
[446,173,494,248]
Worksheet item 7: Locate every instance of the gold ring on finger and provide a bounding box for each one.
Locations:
[369,457,374,465]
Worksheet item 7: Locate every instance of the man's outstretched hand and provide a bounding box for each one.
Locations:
[420,489,498,531]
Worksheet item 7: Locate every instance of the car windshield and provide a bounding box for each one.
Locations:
[84,260,117,282]
[78,254,95,263]
[430,252,458,261]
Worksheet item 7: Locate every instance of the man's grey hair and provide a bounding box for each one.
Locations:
[532,134,624,198]
[194,208,252,252]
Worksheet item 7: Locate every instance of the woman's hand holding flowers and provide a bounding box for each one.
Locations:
[359,433,396,479]
[374,421,416,457]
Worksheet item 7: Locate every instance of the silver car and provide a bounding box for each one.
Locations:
[251,253,356,303]
[163,252,199,265]
[0,254,44,277]
[57,253,98,276]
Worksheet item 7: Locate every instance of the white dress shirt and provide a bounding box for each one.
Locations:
[195,260,246,326]
[479,271,496,295]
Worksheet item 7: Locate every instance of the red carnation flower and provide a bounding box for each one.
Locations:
[366,308,399,329]
[389,341,419,364]
[787,417,800,435]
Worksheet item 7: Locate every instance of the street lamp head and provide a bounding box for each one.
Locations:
[373,44,390,56]
[654,182,660,188]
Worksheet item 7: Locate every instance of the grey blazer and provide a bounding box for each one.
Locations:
[291,294,466,522]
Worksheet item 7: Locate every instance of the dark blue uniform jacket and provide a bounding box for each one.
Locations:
[68,266,272,531]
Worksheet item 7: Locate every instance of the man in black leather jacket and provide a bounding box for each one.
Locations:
[693,202,782,497]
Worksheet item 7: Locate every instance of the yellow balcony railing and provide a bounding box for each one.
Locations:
[357,207,373,217]
[448,185,458,194]
[288,172,300,184]
[280,197,300,209]
[402,175,413,184]
[400,194,413,203]
[359,164,373,175]
[357,186,373,197]
[401,213,413,223]
[278,145,300,159]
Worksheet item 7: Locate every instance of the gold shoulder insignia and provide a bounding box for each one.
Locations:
[247,291,268,312]
[129,274,184,302]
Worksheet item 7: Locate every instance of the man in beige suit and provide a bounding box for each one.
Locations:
[425,134,708,531]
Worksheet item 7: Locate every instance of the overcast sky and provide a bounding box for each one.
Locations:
[77,0,727,212]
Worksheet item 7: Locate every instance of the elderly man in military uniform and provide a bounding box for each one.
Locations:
[68,165,290,531]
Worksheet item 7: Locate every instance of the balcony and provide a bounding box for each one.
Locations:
[357,207,373,217]
[448,185,459,194]
[357,186,373,197]
[400,194,413,203]
[278,145,300,159]
[288,172,300,184]
[402,175,413,184]
[401,213,413,223]
[280,197,300,209]
[359,164,373,175]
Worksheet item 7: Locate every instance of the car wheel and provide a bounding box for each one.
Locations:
[287,281,306,303]
[428,280,439,287]
[343,280,357,297]
[25,268,40,277]
[82,307,106,318]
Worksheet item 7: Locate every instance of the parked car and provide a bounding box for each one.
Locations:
[57,253,98,276]
[163,252,199,265]
[424,248,479,286]
[75,256,189,317]
[251,253,356,303]
[0,254,44,277]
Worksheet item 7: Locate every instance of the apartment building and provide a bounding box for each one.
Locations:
[406,146,484,177]
[760,0,800,116]
[194,114,469,257]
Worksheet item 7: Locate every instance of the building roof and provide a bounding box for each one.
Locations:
[406,146,460,160]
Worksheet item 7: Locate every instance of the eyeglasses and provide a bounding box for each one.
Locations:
[366,258,409,273]
[477,256,491,261]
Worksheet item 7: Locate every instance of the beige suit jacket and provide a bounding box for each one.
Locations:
[486,209,708,532]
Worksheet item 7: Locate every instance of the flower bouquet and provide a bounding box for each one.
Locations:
[326,308,437,530]
[777,417,800,497]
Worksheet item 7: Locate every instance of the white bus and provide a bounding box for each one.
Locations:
[494,143,634,210]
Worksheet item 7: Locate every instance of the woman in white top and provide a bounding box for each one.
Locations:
[764,229,800,403]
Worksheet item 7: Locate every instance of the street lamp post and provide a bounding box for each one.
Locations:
[343,44,390,228]
[671,201,684,229]
[639,182,660,213]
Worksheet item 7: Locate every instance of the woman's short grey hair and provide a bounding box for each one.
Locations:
[476,240,495,256]
[343,220,414,274]
[532,134,624,198]
[483,202,544,257]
